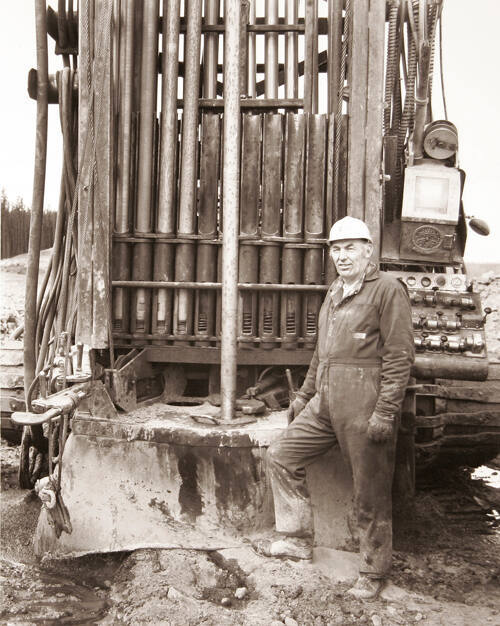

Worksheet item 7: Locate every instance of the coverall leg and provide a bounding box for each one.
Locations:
[267,365,397,577]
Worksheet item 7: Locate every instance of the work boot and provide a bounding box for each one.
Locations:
[347,575,384,600]
[251,536,313,561]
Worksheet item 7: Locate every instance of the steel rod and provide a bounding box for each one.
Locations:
[265,0,279,98]
[178,0,202,234]
[153,0,181,341]
[136,0,159,232]
[247,0,256,97]
[158,0,180,234]
[285,0,298,98]
[115,0,134,232]
[25,0,49,394]
[113,281,329,291]
[175,0,202,340]
[113,0,135,333]
[203,0,219,98]
[327,0,343,114]
[220,0,241,419]
[134,0,159,334]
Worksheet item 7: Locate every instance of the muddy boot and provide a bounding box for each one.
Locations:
[251,536,313,561]
[347,575,384,600]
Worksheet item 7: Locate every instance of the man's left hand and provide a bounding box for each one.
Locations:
[367,414,394,443]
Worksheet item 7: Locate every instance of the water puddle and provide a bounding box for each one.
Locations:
[0,553,126,624]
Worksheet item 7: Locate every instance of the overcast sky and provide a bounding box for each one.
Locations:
[0,0,498,264]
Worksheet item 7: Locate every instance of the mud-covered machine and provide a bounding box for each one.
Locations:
[8,0,499,556]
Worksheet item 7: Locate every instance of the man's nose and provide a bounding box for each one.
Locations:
[338,248,347,260]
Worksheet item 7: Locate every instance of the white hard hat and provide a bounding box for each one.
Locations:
[328,216,372,244]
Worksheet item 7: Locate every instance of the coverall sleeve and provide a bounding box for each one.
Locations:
[373,280,415,421]
[295,345,319,402]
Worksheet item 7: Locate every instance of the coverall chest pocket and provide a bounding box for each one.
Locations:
[346,303,378,336]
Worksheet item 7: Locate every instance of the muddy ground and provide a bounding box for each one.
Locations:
[1,253,500,625]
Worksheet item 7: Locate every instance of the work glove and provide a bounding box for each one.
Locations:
[287,396,307,425]
[367,413,395,443]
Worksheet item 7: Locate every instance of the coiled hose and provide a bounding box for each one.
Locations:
[384,0,401,134]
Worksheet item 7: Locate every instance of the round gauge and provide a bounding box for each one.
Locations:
[412,225,443,252]
[451,276,462,288]
[423,120,458,160]
[406,276,416,286]
[436,275,446,287]
[421,276,432,287]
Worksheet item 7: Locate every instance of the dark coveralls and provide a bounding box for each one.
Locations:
[267,263,415,576]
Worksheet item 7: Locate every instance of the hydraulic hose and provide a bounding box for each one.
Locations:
[24,0,49,396]
[384,1,401,133]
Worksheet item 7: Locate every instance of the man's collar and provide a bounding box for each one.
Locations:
[329,262,378,300]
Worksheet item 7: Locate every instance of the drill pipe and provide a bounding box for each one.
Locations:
[238,114,261,348]
[285,0,298,98]
[174,0,202,340]
[113,0,135,334]
[152,0,181,341]
[265,0,279,99]
[281,113,306,349]
[259,114,282,349]
[195,0,220,346]
[220,0,242,419]
[247,0,256,97]
[133,0,159,335]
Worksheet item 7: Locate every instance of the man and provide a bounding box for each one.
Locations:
[254,216,415,600]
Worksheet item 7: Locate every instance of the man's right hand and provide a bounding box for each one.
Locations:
[287,396,307,425]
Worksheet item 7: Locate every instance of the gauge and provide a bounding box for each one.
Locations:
[421,276,432,287]
[406,276,416,286]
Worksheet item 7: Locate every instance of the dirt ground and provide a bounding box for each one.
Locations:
[1,252,500,625]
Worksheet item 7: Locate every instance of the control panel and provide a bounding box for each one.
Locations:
[390,271,488,358]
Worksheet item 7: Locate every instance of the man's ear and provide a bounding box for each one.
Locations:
[365,241,373,258]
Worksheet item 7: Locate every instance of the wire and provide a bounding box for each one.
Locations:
[438,9,448,120]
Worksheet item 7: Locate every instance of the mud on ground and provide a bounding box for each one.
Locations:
[2,437,500,625]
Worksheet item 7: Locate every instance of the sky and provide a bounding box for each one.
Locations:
[0,0,499,264]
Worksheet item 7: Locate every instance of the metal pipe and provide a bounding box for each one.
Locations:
[238,114,261,347]
[260,114,282,349]
[247,0,256,97]
[25,0,49,395]
[285,0,298,98]
[265,0,279,98]
[158,0,180,233]
[203,0,220,98]
[178,0,202,234]
[113,281,329,291]
[195,113,220,345]
[153,0,181,341]
[134,0,159,335]
[116,0,135,234]
[304,0,318,112]
[220,0,241,420]
[113,0,135,334]
[327,0,343,114]
[175,0,202,339]
[136,0,159,232]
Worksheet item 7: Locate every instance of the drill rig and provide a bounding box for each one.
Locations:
[7,0,499,555]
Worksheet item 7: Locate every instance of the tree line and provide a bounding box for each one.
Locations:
[1,191,57,259]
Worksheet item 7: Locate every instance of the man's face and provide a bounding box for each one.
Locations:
[329,239,373,283]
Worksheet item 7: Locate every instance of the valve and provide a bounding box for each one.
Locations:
[66,342,92,384]
[482,307,493,325]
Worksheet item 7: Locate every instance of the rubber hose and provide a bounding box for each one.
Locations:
[384,1,400,133]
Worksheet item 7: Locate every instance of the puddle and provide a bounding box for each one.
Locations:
[0,553,126,624]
